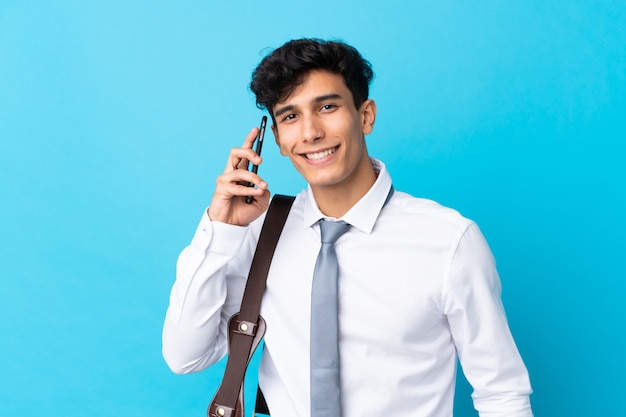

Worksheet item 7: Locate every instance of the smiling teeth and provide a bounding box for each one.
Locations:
[306,147,336,160]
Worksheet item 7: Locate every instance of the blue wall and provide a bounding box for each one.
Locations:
[1,1,624,416]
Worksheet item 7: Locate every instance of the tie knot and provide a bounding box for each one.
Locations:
[319,220,350,245]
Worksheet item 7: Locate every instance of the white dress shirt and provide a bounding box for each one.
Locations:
[162,159,533,417]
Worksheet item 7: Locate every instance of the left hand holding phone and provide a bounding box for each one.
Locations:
[208,118,270,226]
[246,116,267,204]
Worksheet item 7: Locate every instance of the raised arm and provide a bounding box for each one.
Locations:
[162,126,270,373]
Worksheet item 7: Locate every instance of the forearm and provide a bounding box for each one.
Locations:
[446,223,533,416]
[162,213,256,374]
[474,392,533,417]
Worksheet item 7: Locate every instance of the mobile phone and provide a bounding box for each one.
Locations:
[245,115,267,204]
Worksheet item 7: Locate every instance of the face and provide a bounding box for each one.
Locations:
[271,70,377,196]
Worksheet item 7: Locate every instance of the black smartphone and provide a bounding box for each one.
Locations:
[245,115,267,204]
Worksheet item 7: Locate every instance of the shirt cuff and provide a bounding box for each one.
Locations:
[190,207,250,256]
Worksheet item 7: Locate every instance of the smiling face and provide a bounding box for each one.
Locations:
[271,70,377,202]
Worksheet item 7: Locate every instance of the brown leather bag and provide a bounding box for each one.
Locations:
[207,195,294,417]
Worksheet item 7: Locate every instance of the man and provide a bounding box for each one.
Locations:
[162,39,533,417]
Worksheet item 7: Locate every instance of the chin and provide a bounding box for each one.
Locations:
[308,175,345,188]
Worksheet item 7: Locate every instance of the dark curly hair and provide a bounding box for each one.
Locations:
[250,38,374,119]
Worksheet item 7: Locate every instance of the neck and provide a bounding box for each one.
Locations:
[311,159,377,218]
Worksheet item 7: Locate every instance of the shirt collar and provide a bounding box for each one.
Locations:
[303,158,393,234]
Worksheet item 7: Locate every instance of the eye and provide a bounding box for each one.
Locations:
[320,104,337,112]
[281,113,298,122]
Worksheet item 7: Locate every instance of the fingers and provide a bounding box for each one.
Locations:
[243,126,259,149]
[227,127,261,172]
[216,169,267,196]
[207,125,269,225]
[216,126,267,199]
[246,187,271,208]
[219,126,266,194]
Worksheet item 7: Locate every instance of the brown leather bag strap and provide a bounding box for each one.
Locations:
[208,194,295,417]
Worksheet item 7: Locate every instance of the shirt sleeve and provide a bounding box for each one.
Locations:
[444,223,533,417]
[161,208,261,374]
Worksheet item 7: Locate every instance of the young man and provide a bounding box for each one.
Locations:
[163,39,533,417]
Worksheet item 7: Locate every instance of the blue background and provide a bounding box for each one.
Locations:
[1,1,624,416]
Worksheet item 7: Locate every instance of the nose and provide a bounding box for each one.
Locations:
[301,114,323,143]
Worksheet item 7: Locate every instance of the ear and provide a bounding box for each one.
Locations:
[271,123,288,156]
[360,99,377,135]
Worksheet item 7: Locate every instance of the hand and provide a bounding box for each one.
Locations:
[207,127,271,226]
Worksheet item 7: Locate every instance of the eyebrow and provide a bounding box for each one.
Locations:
[274,93,344,118]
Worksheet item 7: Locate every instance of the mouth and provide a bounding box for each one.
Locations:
[303,146,338,161]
